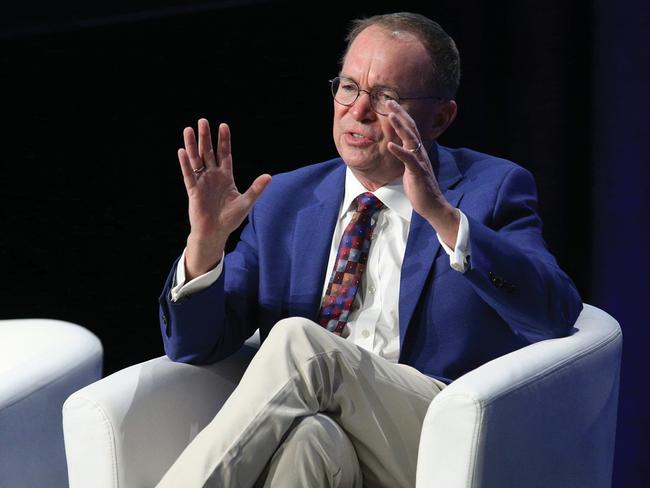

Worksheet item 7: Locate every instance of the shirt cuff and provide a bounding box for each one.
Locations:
[170,248,224,302]
[437,209,471,273]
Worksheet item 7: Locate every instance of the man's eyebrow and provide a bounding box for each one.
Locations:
[338,73,400,92]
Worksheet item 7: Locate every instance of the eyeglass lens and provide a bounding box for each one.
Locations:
[330,77,398,115]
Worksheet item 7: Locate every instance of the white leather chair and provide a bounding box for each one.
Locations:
[62,304,621,487]
[0,319,103,488]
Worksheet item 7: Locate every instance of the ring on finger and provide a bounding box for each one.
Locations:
[409,141,422,153]
[193,165,206,174]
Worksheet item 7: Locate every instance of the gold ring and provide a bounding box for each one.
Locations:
[409,141,422,153]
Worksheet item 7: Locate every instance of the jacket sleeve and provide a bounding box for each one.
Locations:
[158,207,262,364]
[462,165,583,342]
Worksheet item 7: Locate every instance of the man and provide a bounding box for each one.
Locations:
[157,12,582,488]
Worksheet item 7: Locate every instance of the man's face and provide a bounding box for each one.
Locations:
[333,25,440,179]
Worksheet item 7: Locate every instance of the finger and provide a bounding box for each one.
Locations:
[198,118,217,168]
[386,98,416,125]
[216,123,233,172]
[386,106,423,172]
[241,173,272,209]
[388,141,430,179]
[386,101,422,149]
[387,112,420,152]
[178,148,197,190]
[183,127,204,171]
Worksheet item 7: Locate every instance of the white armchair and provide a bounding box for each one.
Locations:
[63,304,621,487]
[0,319,102,488]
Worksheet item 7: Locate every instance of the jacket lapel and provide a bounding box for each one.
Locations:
[289,163,346,319]
[398,144,464,348]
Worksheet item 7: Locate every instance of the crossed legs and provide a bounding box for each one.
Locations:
[156,317,445,488]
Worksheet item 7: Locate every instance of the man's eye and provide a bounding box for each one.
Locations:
[377,91,397,102]
[340,83,357,92]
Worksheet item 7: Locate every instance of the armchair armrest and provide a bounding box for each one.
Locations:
[416,304,622,488]
[63,333,260,488]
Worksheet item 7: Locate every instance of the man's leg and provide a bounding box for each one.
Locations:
[156,317,446,488]
[253,413,362,488]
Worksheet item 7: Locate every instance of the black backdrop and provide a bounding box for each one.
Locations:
[2,0,648,486]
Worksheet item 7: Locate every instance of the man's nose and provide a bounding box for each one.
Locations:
[349,90,377,121]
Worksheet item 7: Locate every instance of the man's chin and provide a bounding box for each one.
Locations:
[342,159,377,174]
[341,151,402,172]
[339,150,378,171]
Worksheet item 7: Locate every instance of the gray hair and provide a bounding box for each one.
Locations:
[343,12,461,100]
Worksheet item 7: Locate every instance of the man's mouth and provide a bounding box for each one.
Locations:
[347,130,374,140]
[344,130,376,146]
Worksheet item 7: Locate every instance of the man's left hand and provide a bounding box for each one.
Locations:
[385,100,460,248]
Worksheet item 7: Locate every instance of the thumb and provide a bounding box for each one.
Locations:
[241,173,272,208]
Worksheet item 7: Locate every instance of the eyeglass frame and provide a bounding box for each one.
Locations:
[329,76,443,116]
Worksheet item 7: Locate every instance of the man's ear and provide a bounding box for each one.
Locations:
[431,100,458,140]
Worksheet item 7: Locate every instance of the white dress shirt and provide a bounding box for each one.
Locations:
[171,167,471,363]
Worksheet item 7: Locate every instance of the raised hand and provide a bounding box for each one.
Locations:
[178,119,271,280]
[384,101,460,248]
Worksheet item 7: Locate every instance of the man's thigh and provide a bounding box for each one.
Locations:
[249,318,446,487]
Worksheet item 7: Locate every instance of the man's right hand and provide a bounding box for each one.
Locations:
[178,118,271,281]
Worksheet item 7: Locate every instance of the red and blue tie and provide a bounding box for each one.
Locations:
[317,192,384,336]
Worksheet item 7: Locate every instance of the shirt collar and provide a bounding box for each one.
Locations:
[341,167,413,222]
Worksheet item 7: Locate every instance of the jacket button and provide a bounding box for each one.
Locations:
[488,272,504,287]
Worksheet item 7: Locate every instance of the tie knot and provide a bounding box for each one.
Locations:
[355,192,384,214]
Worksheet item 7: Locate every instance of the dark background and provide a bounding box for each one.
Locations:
[1,0,648,486]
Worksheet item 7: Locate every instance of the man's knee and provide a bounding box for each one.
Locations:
[256,317,346,381]
[289,414,348,449]
[266,317,324,345]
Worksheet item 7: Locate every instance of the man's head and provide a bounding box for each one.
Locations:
[332,12,460,186]
[343,13,460,100]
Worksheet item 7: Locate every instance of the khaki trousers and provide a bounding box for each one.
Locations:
[156,317,445,488]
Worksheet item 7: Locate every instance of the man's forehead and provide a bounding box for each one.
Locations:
[342,25,430,87]
[344,25,427,64]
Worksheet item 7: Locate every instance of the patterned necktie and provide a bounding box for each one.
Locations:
[317,192,384,336]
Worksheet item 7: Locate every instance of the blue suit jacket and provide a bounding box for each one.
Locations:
[159,143,582,383]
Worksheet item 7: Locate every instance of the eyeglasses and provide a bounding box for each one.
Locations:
[329,76,442,116]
